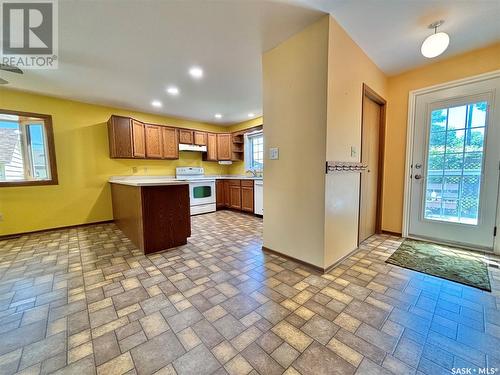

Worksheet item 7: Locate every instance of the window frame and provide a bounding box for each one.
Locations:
[0,109,58,187]
[244,128,264,172]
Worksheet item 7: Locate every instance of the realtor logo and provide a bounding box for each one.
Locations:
[1,0,58,69]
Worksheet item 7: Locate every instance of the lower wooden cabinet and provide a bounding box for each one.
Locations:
[216,179,254,213]
[241,181,254,212]
[216,180,225,209]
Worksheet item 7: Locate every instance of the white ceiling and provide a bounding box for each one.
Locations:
[297,0,500,74]
[2,0,324,125]
[2,1,499,125]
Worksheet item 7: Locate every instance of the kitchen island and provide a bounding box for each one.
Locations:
[109,177,190,254]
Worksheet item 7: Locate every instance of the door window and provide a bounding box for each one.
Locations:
[424,101,487,225]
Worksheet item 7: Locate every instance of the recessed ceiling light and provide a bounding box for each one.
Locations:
[151,100,162,108]
[166,86,179,95]
[214,113,222,119]
[189,67,203,79]
[248,113,255,118]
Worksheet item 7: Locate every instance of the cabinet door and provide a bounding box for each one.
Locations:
[132,120,146,158]
[229,185,242,210]
[193,131,207,146]
[224,180,231,207]
[145,124,162,159]
[241,181,254,212]
[162,127,179,159]
[217,134,232,160]
[179,129,193,144]
[216,180,225,209]
[206,133,218,161]
[108,115,133,158]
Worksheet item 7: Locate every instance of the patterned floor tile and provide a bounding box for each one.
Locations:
[0,210,499,374]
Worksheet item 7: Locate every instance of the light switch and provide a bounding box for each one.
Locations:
[269,147,279,160]
[350,146,357,158]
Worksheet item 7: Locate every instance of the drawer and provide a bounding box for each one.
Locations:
[228,180,241,186]
[241,180,254,187]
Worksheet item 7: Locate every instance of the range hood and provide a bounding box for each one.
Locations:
[179,144,207,152]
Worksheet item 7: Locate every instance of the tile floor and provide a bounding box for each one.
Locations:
[0,210,499,375]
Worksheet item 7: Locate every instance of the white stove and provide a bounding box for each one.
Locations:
[176,167,216,215]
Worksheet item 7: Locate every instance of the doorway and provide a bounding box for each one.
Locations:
[359,84,386,243]
[405,74,500,251]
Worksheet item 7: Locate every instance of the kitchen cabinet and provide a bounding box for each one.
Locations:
[217,134,232,160]
[145,124,162,159]
[241,180,254,213]
[132,120,146,158]
[216,180,225,208]
[194,131,207,146]
[108,115,134,158]
[204,133,218,161]
[224,180,231,207]
[108,115,146,159]
[162,127,179,159]
[179,129,194,144]
[229,182,242,210]
[216,179,258,214]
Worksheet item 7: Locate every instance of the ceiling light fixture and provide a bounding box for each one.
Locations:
[214,113,222,119]
[189,67,203,79]
[421,20,450,58]
[248,113,255,118]
[166,86,179,95]
[151,100,162,108]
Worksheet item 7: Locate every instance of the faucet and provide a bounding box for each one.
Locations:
[246,170,258,177]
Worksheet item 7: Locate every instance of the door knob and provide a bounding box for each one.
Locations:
[414,174,422,180]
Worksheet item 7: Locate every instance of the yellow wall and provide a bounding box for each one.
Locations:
[324,17,388,266]
[263,16,329,268]
[227,116,264,175]
[0,88,229,235]
[383,42,500,233]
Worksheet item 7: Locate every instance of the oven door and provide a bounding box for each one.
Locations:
[189,180,216,206]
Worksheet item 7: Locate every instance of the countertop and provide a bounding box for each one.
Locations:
[109,176,189,187]
[109,175,263,186]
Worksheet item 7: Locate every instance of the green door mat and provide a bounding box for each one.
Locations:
[386,239,491,292]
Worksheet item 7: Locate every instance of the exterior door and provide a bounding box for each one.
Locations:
[359,88,384,243]
[408,76,500,250]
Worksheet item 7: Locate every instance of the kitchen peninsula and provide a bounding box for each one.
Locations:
[109,178,190,254]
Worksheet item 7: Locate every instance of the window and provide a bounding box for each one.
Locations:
[244,130,263,171]
[0,110,58,186]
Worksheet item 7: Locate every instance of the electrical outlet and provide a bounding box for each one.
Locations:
[0,213,3,222]
[132,167,138,173]
[143,167,148,174]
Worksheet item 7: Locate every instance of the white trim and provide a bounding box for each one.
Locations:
[402,69,500,243]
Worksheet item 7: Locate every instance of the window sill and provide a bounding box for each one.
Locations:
[0,179,59,187]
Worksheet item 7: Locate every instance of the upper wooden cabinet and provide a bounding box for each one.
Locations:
[193,131,207,146]
[108,115,134,158]
[179,129,194,144]
[108,116,179,160]
[132,120,146,158]
[107,116,146,159]
[145,124,162,159]
[204,133,218,161]
[162,127,179,159]
[217,134,232,161]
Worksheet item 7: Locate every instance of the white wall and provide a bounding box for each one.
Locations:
[262,16,329,268]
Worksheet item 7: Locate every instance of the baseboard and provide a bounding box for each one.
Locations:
[262,246,325,274]
[323,247,361,273]
[381,230,402,237]
[0,220,114,241]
